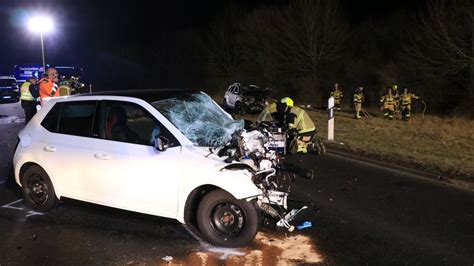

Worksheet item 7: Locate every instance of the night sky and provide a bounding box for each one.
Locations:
[0,0,423,79]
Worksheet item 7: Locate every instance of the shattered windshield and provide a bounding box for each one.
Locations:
[152,92,244,147]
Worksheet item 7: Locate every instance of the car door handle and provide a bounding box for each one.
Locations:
[94,153,111,160]
[43,146,56,152]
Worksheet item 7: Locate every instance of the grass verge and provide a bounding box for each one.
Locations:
[239,108,474,181]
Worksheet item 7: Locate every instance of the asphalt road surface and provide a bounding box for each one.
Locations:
[0,101,473,265]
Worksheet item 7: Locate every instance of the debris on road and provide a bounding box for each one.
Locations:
[161,256,173,262]
[297,221,312,230]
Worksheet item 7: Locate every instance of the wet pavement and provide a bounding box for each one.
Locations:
[1,101,473,265]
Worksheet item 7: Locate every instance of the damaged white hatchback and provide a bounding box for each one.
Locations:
[13,89,310,247]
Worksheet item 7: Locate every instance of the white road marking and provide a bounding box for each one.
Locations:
[25,211,45,217]
[2,199,24,210]
[1,199,45,218]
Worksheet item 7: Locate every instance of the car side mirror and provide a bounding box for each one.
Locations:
[154,136,169,152]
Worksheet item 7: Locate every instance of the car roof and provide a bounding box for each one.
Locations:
[77,88,199,103]
[0,76,16,80]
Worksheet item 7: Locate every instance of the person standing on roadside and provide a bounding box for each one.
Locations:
[330,83,343,111]
[400,87,421,120]
[380,87,396,119]
[20,76,39,123]
[353,86,364,119]
[39,68,60,106]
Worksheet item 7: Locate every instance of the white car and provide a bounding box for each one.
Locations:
[223,83,270,114]
[13,89,305,247]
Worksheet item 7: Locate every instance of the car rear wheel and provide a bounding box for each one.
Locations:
[22,165,58,212]
[197,189,259,247]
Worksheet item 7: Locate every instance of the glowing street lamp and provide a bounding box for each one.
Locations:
[27,16,54,72]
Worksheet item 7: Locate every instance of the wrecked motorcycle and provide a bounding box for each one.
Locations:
[255,121,326,155]
[215,127,314,231]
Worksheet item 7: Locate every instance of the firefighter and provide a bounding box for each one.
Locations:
[39,68,60,105]
[330,83,343,111]
[353,86,364,119]
[258,97,324,154]
[20,76,39,123]
[380,87,396,119]
[257,101,278,125]
[400,87,420,120]
[392,84,400,116]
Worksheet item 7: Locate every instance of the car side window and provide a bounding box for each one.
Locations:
[230,85,237,94]
[41,103,61,132]
[101,101,179,147]
[234,86,240,95]
[57,101,97,137]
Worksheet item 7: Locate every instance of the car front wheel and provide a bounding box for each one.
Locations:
[22,165,59,212]
[197,189,259,247]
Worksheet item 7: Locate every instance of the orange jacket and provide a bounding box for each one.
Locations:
[39,78,59,99]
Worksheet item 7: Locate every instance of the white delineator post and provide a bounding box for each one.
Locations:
[328,96,334,141]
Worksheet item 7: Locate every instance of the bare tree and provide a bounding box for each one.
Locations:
[406,0,472,75]
[239,7,281,86]
[405,0,472,93]
[276,0,348,80]
[206,6,246,81]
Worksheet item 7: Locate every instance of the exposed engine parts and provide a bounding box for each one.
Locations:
[217,127,312,231]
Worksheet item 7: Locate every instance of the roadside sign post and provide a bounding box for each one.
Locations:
[328,97,334,141]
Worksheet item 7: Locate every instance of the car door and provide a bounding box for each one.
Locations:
[36,100,101,199]
[82,100,182,218]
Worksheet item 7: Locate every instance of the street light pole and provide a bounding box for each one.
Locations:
[40,32,46,72]
[27,16,53,74]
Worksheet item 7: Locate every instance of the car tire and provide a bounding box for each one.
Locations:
[197,189,259,247]
[22,165,59,212]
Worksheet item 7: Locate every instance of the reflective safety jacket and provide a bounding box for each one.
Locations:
[331,89,343,99]
[20,82,35,101]
[287,106,316,134]
[401,93,419,105]
[380,93,395,105]
[353,92,364,103]
[39,78,59,100]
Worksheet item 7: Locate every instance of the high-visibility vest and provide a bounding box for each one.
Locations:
[39,78,59,100]
[288,106,316,134]
[20,82,35,101]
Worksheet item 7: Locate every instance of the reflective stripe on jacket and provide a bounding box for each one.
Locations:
[331,90,343,99]
[257,103,277,123]
[287,106,316,134]
[401,93,418,105]
[353,93,364,103]
[380,94,395,105]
